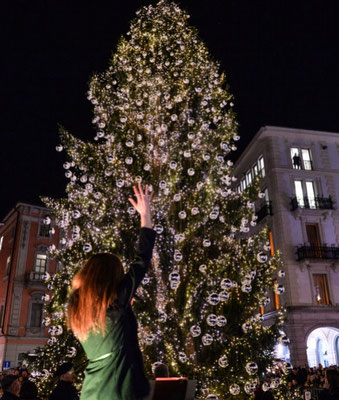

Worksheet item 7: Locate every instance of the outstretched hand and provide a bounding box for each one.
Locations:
[128,183,153,228]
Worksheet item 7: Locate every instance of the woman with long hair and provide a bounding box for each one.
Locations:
[67,183,156,400]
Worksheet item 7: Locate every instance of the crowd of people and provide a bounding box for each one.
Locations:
[0,362,78,400]
[1,362,339,400]
[254,364,339,400]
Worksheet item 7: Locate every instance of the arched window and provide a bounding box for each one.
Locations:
[307,327,339,367]
[335,335,339,365]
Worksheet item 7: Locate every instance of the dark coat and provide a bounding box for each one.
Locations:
[0,392,20,400]
[80,228,156,400]
[319,388,339,400]
[49,381,79,400]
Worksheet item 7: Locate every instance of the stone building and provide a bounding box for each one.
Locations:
[0,203,60,370]
[233,126,339,367]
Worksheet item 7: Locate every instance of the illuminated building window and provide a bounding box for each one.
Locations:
[32,253,47,280]
[236,155,265,193]
[258,156,265,177]
[290,147,313,170]
[294,180,317,209]
[313,274,330,305]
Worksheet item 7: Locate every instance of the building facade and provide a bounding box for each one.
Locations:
[233,126,339,367]
[0,203,61,370]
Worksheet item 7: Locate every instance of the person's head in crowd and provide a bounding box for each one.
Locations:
[1,375,21,397]
[55,362,76,383]
[154,363,169,378]
[19,380,38,399]
[19,368,29,381]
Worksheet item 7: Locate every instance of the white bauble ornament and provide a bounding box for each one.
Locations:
[257,252,268,263]
[220,278,232,290]
[190,325,201,337]
[205,395,219,400]
[209,211,218,220]
[218,355,228,368]
[158,312,167,323]
[155,225,163,234]
[173,193,181,202]
[229,384,240,395]
[245,362,258,375]
[145,334,155,345]
[202,334,213,346]
[127,207,136,215]
[219,291,229,302]
[216,315,227,326]
[207,293,220,305]
[244,381,256,394]
[178,211,187,219]
[83,243,92,253]
[169,272,180,282]
[262,382,270,392]
[199,264,207,273]
[43,216,51,225]
[206,314,217,326]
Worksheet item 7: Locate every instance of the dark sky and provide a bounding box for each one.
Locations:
[1,0,339,219]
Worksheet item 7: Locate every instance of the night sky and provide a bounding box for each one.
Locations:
[2,0,339,219]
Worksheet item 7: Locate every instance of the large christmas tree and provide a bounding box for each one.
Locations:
[31,1,291,398]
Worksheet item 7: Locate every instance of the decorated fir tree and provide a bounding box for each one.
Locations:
[31,1,294,398]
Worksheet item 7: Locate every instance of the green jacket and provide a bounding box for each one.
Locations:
[80,228,156,400]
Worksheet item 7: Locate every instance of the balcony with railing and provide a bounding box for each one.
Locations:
[291,196,333,211]
[25,271,45,283]
[256,201,273,223]
[292,159,313,170]
[296,245,339,261]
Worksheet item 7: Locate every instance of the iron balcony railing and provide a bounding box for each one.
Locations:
[291,196,333,211]
[256,201,273,223]
[25,271,45,282]
[292,159,313,170]
[296,245,339,261]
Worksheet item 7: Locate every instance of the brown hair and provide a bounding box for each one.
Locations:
[67,253,124,341]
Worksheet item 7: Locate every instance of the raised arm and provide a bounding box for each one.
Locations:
[117,184,156,306]
[128,183,153,229]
